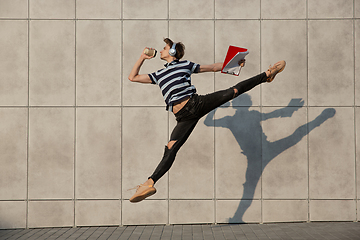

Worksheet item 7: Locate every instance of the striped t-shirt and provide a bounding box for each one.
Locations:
[148,60,200,111]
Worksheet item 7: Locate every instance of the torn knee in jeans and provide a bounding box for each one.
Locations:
[233,87,238,98]
[167,140,177,149]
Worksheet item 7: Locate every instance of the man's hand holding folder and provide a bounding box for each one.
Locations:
[221,45,249,76]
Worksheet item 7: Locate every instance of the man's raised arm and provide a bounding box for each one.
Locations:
[128,48,153,84]
[199,62,223,73]
[199,59,245,73]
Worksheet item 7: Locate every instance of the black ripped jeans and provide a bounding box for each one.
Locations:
[149,72,268,183]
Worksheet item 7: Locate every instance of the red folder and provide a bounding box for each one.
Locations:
[221,45,249,76]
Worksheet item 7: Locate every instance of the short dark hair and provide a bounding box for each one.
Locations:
[163,38,185,60]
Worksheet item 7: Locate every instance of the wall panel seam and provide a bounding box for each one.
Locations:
[306,0,310,223]
[353,0,358,222]
[73,0,77,227]
[120,0,124,227]
[26,0,30,229]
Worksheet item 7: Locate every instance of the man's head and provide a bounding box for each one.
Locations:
[160,38,185,61]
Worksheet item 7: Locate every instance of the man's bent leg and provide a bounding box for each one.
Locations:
[149,119,199,184]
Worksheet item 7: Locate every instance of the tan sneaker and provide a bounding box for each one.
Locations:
[129,184,156,203]
[267,60,286,82]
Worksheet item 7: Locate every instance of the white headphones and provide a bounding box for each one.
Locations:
[169,43,177,57]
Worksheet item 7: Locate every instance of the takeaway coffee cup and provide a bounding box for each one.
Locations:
[144,48,157,57]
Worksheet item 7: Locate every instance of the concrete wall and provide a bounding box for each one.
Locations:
[0,0,359,228]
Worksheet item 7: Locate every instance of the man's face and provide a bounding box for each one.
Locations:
[160,44,171,60]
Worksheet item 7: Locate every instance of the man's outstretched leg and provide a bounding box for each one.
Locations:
[198,60,286,117]
[233,60,286,97]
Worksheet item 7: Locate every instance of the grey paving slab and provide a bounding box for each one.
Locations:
[35,228,64,240]
[45,228,73,239]
[106,226,127,240]
[118,226,136,239]
[55,228,83,240]
[65,227,89,240]
[88,226,109,239]
[0,230,9,238]
[149,225,164,239]
[1,229,24,239]
[160,225,173,239]
[96,227,118,240]
[6,229,43,240]
[128,226,145,240]
[138,225,153,239]
[211,226,225,240]
[23,228,53,240]
[0,230,22,239]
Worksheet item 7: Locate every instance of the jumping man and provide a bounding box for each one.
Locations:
[128,38,286,203]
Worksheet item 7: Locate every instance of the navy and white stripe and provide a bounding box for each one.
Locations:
[148,60,200,111]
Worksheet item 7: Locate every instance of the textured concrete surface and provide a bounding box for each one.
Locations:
[0,0,359,228]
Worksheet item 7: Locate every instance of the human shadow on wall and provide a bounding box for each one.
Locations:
[203,93,336,223]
